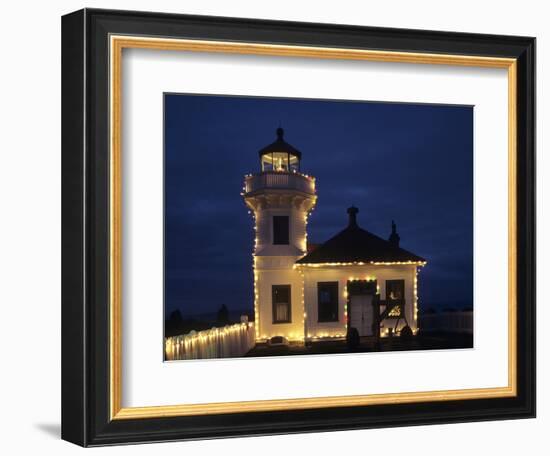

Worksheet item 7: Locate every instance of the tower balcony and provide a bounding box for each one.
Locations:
[244,171,316,196]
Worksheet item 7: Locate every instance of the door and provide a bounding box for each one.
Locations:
[350,294,374,336]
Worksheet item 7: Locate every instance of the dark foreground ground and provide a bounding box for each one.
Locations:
[246,332,473,357]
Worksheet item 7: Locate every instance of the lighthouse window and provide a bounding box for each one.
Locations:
[272,285,291,324]
[318,282,339,322]
[273,216,289,245]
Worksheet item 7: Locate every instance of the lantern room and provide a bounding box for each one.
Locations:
[259,127,302,172]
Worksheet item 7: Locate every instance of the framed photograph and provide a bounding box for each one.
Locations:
[61,8,535,446]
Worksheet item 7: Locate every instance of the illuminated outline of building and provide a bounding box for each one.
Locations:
[243,128,426,343]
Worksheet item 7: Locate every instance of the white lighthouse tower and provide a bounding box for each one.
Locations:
[243,128,317,343]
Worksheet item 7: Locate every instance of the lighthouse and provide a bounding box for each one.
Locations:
[243,127,317,343]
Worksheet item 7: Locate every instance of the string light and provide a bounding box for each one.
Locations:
[300,268,306,343]
[242,150,426,344]
[347,275,376,282]
[308,334,346,339]
[295,260,427,268]
[343,285,348,333]
[244,166,316,345]
[414,266,419,326]
[253,256,260,341]
[243,170,316,196]
[165,322,254,361]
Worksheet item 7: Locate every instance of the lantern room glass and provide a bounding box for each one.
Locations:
[261,152,300,172]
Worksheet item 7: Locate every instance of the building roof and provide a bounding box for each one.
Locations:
[258,127,302,160]
[296,207,426,265]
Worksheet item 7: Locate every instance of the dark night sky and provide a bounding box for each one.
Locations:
[164,94,473,318]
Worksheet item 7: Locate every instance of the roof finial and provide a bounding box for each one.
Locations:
[347,206,359,228]
[276,126,284,139]
[389,219,400,247]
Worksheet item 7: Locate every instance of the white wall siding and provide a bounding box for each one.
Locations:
[303,264,419,338]
[303,269,347,338]
[254,207,308,256]
[255,257,305,342]
[245,187,315,343]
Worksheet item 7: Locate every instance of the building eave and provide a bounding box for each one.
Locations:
[294,260,427,268]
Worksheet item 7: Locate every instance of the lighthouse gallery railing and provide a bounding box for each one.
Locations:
[244,171,315,195]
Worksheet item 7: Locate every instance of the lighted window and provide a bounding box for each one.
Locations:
[317,282,339,322]
[272,285,291,324]
[385,279,405,319]
[262,159,274,171]
[273,216,289,245]
[386,279,405,300]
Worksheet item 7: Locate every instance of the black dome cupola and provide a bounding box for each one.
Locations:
[258,127,302,172]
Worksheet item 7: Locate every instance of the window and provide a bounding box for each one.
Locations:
[273,216,289,245]
[386,280,405,300]
[386,279,405,318]
[262,159,274,171]
[272,285,291,323]
[318,282,339,322]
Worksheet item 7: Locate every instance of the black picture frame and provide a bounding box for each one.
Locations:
[62,8,535,447]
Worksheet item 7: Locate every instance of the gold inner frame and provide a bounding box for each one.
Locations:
[109,35,517,420]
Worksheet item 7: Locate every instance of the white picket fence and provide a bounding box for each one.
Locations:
[165,322,256,361]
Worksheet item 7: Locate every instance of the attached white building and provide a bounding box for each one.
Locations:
[243,128,426,344]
